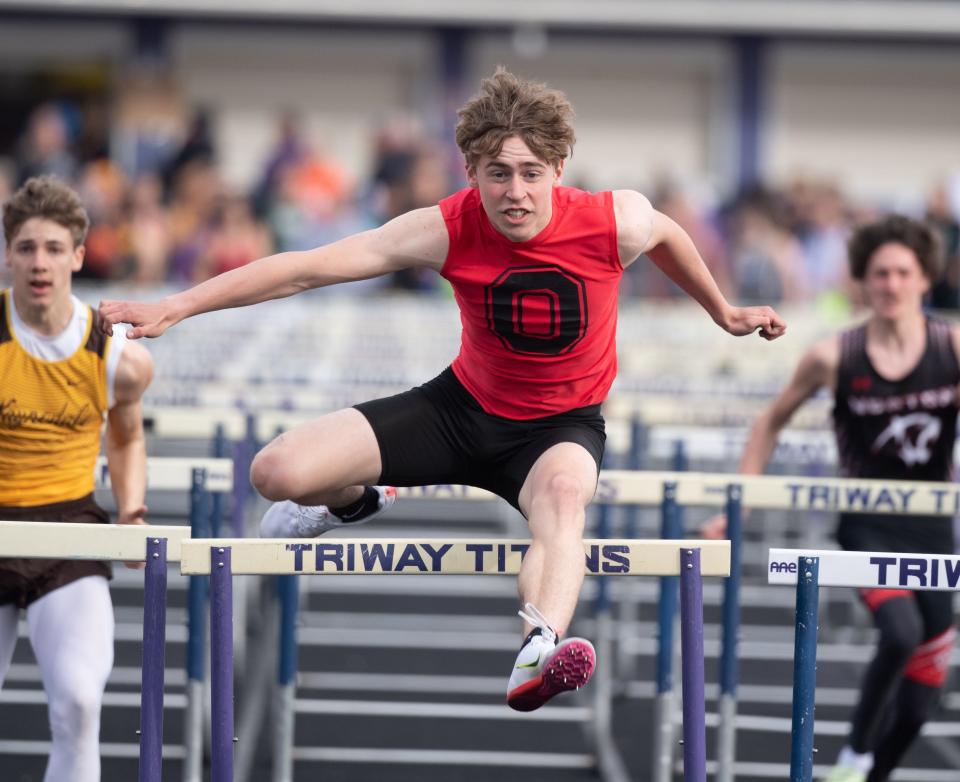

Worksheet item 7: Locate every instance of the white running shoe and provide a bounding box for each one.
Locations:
[821,767,867,782]
[506,603,596,712]
[259,486,397,538]
[820,747,872,782]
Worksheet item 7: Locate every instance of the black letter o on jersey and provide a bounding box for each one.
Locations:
[485,266,588,356]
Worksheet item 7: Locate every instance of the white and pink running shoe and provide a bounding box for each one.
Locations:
[506,603,596,712]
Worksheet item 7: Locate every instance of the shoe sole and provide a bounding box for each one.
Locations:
[507,639,596,712]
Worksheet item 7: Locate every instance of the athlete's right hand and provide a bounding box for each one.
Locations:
[98,298,179,339]
[700,513,728,540]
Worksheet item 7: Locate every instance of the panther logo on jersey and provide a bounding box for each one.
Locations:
[872,412,942,466]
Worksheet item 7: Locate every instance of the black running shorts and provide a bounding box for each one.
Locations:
[354,367,606,512]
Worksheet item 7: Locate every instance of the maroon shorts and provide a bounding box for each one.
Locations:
[0,494,112,608]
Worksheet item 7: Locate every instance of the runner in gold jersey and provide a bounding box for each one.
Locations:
[0,176,154,782]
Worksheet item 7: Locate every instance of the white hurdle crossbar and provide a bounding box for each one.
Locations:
[768,548,960,782]
[769,548,960,591]
[0,521,191,561]
[400,472,960,515]
[179,538,730,576]
[94,455,234,492]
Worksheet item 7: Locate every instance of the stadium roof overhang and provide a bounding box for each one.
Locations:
[4,0,960,40]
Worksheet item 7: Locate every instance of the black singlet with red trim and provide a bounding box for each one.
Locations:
[833,317,960,554]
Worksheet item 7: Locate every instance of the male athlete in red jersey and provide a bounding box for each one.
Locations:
[100,69,785,711]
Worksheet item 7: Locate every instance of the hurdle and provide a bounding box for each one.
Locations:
[0,456,232,782]
[0,520,190,782]
[769,547,960,782]
[180,537,731,782]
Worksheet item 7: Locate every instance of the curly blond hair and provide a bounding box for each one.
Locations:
[455,68,575,168]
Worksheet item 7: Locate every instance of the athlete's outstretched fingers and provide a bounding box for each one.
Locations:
[97,300,118,336]
[97,299,173,340]
[97,299,138,336]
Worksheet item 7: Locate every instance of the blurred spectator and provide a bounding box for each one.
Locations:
[166,160,222,283]
[0,160,12,284]
[363,112,450,291]
[727,187,806,304]
[367,112,428,220]
[253,112,310,216]
[788,178,853,302]
[927,177,960,310]
[385,148,450,290]
[113,65,188,177]
[74,100,111,164]
[264,142,369,253]
[16,103,78,184]
[122,173,171,283]
[630,181,732,299]
[162,109,215,197]
[195,193,273,279]
[76,158,129,279]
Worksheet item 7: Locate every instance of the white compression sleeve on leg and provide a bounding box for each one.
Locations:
[27,575,114,782]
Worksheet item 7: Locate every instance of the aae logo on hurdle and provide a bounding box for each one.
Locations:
[768,548,960,590]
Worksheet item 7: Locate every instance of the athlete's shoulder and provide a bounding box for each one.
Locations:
[807,333,841,370]
[797,333,840,390]
[554,185,609,208]
[930,316,960,366]
[609,190,654,264]
[439,187,482,221]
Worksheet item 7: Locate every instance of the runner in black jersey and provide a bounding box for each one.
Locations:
[704,214,958,782]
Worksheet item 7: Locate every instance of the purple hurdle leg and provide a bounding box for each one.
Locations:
[138,537,168,782]
[210,546,234,782]
[680,547,706,782]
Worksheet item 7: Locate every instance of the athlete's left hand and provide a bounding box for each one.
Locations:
[723,306,786,340]
[118,505,149,570]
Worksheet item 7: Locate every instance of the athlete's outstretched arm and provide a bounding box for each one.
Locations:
[613,189,786,340]
[701,337,838,539]
[741,338,837,473]
[98,207,449,338]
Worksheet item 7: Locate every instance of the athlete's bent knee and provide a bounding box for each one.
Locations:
[250,448,297,501]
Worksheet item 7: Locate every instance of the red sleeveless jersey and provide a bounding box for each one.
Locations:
[439,185,623,420]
